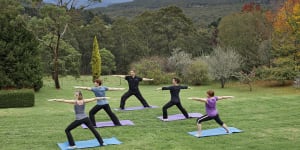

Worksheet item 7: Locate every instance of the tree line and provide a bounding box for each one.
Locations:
[0,0,299,91]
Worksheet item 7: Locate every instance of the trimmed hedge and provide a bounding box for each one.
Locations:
[0,89,34,108]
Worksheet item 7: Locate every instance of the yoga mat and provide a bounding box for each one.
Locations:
[158,113,203,121]
[57,137,122,150]
[114,106,158,111]
[188,127,242,138]
[81,120,134,129]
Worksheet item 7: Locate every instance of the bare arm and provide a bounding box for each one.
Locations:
[188,97,207,103]
[74,86,92,91]
[84,97,110,103]
[112,75,126,78]
[107,87,126,91]
[48,99,76,104]
[142,78,154,81]
[217,96,234,100]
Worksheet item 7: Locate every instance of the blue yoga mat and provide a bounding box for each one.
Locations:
[188,127,242,138]
[57,137,122,150]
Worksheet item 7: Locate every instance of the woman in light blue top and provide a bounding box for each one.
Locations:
[75,79,125,126]
[48,91,108,149]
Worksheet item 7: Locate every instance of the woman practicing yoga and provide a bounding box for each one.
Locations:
[188,90,234,137]
[157,78,190,121]
[75,79,124,126]
[113,70,153,110]
[48,91,107,149]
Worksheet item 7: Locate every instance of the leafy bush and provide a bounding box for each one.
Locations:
[130,56,173,85]
[182,58,210,85]
[0,89,34,108]
[166,48,192,76]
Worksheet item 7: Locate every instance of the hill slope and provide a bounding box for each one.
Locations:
[94,0,283,26]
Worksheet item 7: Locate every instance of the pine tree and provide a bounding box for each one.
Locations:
[91,36,101,81]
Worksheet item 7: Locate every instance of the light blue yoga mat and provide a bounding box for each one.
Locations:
[188,127,242,138]
[57,137,122,150]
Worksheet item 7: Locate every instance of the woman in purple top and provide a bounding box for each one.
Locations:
[188,90,233,137]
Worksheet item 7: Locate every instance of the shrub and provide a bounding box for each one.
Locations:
[0,89,34,108]
[166,48,192,76]
[130,56,173,85]
[182,58,210,85]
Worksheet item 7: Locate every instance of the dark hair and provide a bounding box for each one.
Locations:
[173,77,180,84]
[94,79,102,85]
[76,91,83,100]
[206,90,215,97]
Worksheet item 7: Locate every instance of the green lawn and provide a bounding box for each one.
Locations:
[0,76,299,150]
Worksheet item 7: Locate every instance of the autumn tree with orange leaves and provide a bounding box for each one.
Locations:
[261,0,300,84]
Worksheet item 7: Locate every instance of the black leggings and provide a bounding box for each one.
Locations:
[162,101,189,119]
[89,104,121,126]
[65,117,103,146]
[120,90,150,109]
[196,114,224,126]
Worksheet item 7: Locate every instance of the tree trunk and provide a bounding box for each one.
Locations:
[53,34,61,89]
[248,83,252,91]
[220,77,225,88]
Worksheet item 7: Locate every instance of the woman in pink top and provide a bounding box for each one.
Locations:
[188,90,234,137]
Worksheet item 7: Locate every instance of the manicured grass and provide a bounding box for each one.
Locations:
[0,76,299,150]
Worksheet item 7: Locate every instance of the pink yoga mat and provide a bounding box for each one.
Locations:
[81,120,134,129]
[158,113,203,121]
[114,106,158,111]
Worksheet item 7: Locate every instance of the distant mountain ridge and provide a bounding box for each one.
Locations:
[43,0,134,8]
[95,0,282,25]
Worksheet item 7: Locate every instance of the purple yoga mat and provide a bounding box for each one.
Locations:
[158,113,203,121]
[114,106,159,111]
[81,120,134,129]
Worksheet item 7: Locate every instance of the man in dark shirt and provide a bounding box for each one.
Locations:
[113,70,153,109]
[157,78,190,121]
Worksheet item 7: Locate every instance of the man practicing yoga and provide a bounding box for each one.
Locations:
[48,91,107,149]
[75,79,125,126]
[157,78,190,121]
[113,70,153,110]
[188,90,234,137]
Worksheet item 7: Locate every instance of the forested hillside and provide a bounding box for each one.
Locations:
[95,0,284,25]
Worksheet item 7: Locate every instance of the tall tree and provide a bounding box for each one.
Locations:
[110,17,142,73]
[268,0,300,83]
[28,5,71,89]
[100,48,116,75]
[218,4,272,71]
[0,0,43,91]
[91,36,101,81]
[133,6,206,57]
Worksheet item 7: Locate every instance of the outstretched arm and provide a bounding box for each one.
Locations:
[107,87,126,91]
[217,96,234,100]
[112,75,126,78]
[48,99,76,104]
[142,78,154,81]
[188,97,207,103]
[74,86,92,91]
[84,97,110,103]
